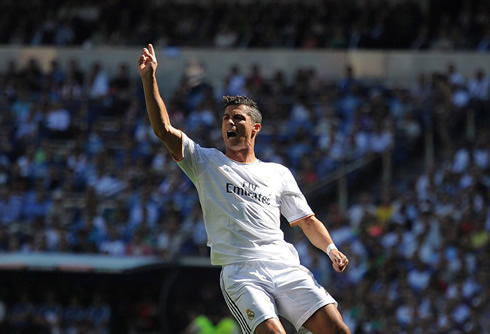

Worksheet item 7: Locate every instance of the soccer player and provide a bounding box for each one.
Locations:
[138,44,350,334]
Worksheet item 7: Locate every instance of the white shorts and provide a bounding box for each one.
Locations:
[220,260,337,334]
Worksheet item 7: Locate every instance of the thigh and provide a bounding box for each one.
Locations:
[274,265,337,332]
[255,318,286,334]
[302,304,350,334]
[220,264,279,334]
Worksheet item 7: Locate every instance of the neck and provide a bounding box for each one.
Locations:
[225,147,256,163]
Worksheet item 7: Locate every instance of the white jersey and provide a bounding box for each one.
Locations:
[176,133,314,266]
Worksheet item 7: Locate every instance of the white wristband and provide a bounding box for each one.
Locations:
[326,244,337,257]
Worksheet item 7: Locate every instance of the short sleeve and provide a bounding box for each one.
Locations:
[176,133,208,183]
[279,167,314,224]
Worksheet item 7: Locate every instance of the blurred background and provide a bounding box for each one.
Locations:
[0,0,489,333]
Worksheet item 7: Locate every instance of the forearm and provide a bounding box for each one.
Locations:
[297,215,349,272]
[138,44,183,159]
[297,216,335,252]
[141,74,172,140]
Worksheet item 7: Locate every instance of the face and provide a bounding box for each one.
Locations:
[222,105,261,151]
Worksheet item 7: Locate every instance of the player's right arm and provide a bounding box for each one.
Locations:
[138,43,183,160]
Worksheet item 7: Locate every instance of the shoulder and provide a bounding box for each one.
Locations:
[183,133,224,157]
[205,147,225,158]
[257,160,291,175]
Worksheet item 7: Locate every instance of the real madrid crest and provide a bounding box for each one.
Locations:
[246,308,255,320]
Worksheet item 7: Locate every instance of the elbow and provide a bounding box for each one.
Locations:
[153,128,166,141]
[153,124,172,141]
[297,215,316,231]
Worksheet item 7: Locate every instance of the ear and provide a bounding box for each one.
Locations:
[251,123,262,138]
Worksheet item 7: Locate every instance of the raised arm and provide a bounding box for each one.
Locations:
[138,43,183,160]
[296,216,349,272]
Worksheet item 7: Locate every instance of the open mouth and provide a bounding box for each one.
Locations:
[227,131,237,139]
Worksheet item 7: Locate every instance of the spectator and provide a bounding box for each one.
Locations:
[87,62,109,100]
[22,188,52,223]
[225,65,246,96]
[348,192,376,228]
[180,203,207,256]
[476,25,490,51]
[42,101,72,139]
[99,225,126,256]
[214,24,238,48]
[407,258,431,293]
[86,294,111,334]
[0,289,6,333]
[34,291,63,334]
[63,296,88,334]
[14,108,40,146]
[8,292,36,333]
[87,161,126,198]
[0,186,23,225]
[127,188,159,233]
[156,214,184,259]
[126,230,153,256]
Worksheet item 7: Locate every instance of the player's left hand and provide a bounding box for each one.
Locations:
[329,249,349,272]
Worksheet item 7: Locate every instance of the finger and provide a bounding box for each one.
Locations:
[148,43,155,56]
[334,258,348,271]
[337,262,346,271]
[144,48,155,62]
[138,56,148,67]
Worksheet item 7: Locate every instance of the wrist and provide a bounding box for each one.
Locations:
[326,243,337,257]
[141,71,156,81]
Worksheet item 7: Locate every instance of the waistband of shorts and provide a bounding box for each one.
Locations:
[221,259,301,269]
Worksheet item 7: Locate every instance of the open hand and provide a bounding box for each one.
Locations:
[329,249,349,272]
[138,43,157,77]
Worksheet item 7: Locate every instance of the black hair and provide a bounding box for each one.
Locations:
[222,95,262,124]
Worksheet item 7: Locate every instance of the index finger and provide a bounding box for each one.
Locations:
[148,43,155,56]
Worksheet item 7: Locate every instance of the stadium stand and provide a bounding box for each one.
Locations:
[0,50,488,333]
[1,0,490,51]
[0,0,489,333]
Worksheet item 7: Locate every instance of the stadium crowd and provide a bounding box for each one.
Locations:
[1,0,490,51]
[0,52,488,332]
[306,134,490,333]
[0,290,111,334]
[0,56,424,257]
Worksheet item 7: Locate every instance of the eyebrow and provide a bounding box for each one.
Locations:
[223,112,246,118]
